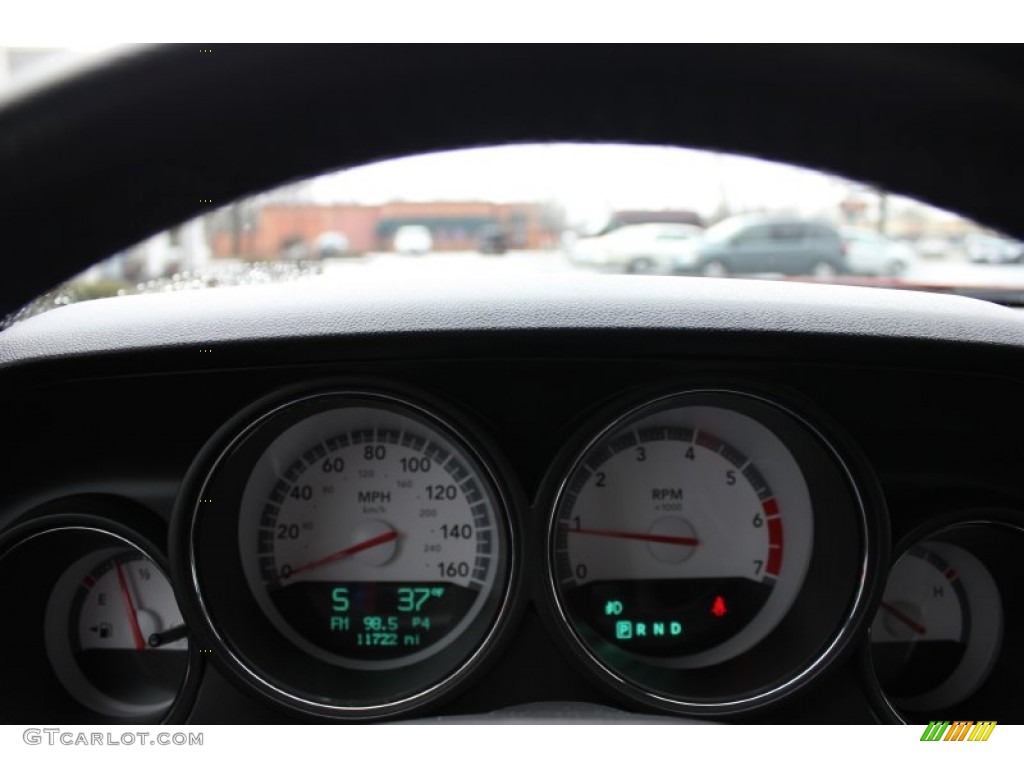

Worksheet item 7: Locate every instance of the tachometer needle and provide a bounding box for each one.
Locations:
[880,600,926,636]
[279,530,400,583]
[563,525,699,547]
[115,560,146,651]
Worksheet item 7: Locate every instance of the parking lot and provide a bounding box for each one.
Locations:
[318,249,1024,288]
[321,250,577,278]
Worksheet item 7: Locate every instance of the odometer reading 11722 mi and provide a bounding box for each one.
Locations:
[237,397,509,672]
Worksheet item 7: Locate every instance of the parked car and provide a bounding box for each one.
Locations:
[393,225,433,255]
[569,223,703,274]
[315,231,351,258]
[279,235,310,260]
[840,228,918,277]
[477,225,509,255]
[914,236,951,260]
[964,233,1024,264]
[680,215,846,278]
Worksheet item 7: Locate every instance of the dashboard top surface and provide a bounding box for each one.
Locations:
[2,275,1023,371]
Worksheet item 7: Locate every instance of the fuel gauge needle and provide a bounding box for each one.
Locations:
[115,560,146,651]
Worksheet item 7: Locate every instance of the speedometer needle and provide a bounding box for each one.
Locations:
[563,525,699,547]
[880,601,926,636]
[278,530,400,583]
[115,560,146,651]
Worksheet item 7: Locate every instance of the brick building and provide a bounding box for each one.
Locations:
[210,201,564,258]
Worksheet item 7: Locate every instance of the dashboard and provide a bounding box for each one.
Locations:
[1,275,1024,725]
[3,44,1024,727]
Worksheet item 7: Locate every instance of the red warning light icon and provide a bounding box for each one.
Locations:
[711,595,728,617]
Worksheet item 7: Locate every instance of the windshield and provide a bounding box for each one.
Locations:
[7,141,1024,327]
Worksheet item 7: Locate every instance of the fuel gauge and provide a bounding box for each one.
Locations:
[45,548,189,719]
[870,541,1002,714]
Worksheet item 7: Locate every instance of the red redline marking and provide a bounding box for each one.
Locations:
[766,545,783,576]
[767,516,783,545]
[944,567,957,581]
[762,498,780,517]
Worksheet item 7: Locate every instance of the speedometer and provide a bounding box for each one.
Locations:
[238,405,502,671]
[542,387,885,715]
[172,386,520,719]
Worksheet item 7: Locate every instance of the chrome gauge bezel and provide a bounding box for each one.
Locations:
[170,382,523,720]
[864,510,1024,725]
[0,503,202,724]
[539,385,888,716]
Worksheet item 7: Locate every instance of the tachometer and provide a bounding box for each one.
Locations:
[542,387,884,715]
[553,421,812,668]
[173,386,519,718]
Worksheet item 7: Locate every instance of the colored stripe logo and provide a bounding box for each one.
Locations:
[920,721,997,741]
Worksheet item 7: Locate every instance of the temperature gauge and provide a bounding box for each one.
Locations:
[870,542,1002,713]
[45,548,189,719]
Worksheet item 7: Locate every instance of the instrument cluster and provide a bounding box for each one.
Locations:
[1,377,1022,724]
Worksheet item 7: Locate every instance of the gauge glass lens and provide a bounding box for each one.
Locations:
[871,542,1002,712]
[552,401,813,669]
[45,548,188,718]
[238,401,506,671]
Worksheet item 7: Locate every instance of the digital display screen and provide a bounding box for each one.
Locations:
[565,579,772,656]
[268,581,477,660]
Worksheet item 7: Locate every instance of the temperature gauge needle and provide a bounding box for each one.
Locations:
[278,530,400,583]
[114,560,146,651]
[564,525,699,547]
[880,600,927,636]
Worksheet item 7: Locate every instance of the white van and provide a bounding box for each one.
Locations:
[393,225,433,255]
